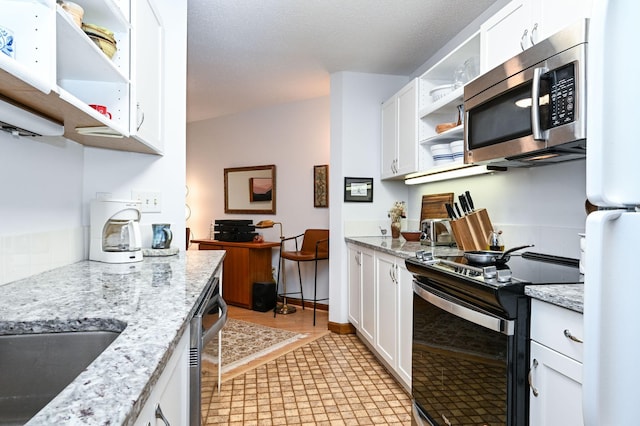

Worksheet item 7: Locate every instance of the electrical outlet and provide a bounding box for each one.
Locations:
[132,190,162,213]
[96,192,112,200]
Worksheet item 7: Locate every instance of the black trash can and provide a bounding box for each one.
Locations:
[252,281,276,312]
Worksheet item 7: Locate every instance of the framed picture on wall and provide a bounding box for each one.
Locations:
[314,165,329,208]
[344,177,373,202]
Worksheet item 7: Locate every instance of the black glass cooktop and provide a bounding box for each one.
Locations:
[406,252,583,316]
[442,252,582,284]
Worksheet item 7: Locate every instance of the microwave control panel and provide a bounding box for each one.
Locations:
[547,63,576,128]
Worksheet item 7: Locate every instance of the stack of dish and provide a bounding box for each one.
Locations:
[60,1,84,28]
[82,23,117,59]
[430,144,454,165]
[429,84,454,102]
[450,140,464,163]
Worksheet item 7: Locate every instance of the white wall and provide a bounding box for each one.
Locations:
[0,133,85,284]
[329,71,411,324]
[0,0,188,286]
[407,160,587,258]
[186,96,330,301]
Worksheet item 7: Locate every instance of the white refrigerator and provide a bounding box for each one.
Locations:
[584,0,640,424]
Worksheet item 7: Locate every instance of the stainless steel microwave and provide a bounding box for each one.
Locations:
[464,19,588,167]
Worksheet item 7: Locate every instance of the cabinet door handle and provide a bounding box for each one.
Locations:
[155,404,171,426]
[528,358,539,397]
[136,102,145,131]
[355,252,361,266]
[564,329,584,343]
[520,28,528,50]
[529,22,538,45]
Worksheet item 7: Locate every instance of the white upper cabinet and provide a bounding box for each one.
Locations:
[381,79,418,180]
[0,0,165,155]
[130,0,163,152]
[56,0,130,137]
[481,0,592,72]
[0,0,56,93]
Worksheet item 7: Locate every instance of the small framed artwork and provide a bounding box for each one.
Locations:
[314,165,329,208]
[344,177,373,202]
[249,177,273,202]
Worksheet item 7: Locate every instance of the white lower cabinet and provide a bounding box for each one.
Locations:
[374,252,398,368]
[134,329,190,426]
[529,299,583,426]
[347,244,375,346]
[396,261,413,388]
[347,243,412,390]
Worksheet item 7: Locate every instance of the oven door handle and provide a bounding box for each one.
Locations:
[413,281,514,335]
[202,295,228,346]
[412,403,430,426]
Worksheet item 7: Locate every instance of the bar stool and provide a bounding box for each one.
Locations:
[276,229,329,325]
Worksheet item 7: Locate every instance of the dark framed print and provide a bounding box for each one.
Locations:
[344,177,373,202]
[314,165,329,208]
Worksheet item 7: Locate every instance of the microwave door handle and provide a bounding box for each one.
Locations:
[531,66,548,141]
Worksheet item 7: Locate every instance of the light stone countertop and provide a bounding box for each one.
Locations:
[525,284,584,313]
[345,236,461,259]
[345,236,584,312]
[0,250,225,425]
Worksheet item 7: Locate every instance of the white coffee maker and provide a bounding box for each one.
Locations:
[90,199,143,263]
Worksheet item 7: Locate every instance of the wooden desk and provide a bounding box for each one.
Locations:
[191,239,280,308]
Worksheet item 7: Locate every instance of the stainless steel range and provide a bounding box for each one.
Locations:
[406,251,583,425]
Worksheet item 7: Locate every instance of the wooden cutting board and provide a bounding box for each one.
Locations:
[420,193,454,222]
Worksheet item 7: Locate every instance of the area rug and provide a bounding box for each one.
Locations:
[202,318,307,373]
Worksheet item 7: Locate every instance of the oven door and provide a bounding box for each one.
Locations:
[412,280,515,426]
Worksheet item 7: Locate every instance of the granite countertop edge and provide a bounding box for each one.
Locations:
[0,250,225,425]
[344,236,584,313]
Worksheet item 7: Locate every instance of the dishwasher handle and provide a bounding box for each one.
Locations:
[202,295,228,346]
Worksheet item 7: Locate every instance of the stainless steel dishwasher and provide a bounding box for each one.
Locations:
[189,276,227,426]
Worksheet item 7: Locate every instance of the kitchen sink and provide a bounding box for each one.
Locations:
[0,330,121,425]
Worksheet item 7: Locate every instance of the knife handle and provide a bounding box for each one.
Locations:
[454,202,462,218]
[465,190,475,211]
[458,195,468,214]
[445,203,456,219]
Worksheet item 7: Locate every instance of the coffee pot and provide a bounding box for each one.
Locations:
[90,199,143,263]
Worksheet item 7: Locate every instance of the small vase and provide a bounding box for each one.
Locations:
[391,221,401,239]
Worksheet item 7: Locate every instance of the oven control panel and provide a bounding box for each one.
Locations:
[413,251,512,283]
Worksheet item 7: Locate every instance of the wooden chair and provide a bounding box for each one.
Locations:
[276,229,329,325]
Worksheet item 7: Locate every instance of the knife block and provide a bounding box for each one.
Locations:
[450,208,494,251]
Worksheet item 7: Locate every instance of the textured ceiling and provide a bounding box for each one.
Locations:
[186,0,499,123]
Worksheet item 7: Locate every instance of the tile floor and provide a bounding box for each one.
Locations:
[201,306,412,425]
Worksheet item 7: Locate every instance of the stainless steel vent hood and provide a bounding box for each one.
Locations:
[0,96,64,137]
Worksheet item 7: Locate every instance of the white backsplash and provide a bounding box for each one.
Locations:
[0,227,85,286]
